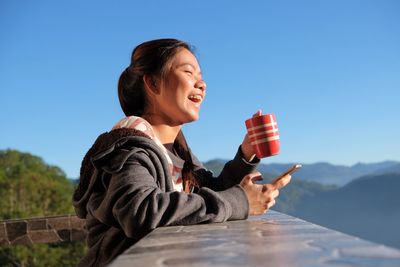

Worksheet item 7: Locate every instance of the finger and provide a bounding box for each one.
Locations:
[240,175,251,187]
[263,199,276,210]
[267,199,276,209]
[252,109,262,117]
[271,189,279,199]
[272,174,292,189]
[271,172,289,184]
[261,188,279,201]
[249,171,262,181]
[262,183,276,193]
[250,174,263,183]
[241,171,261,186]
[244,175,253,184]
[272,175,290,189]
[251,206,266,216]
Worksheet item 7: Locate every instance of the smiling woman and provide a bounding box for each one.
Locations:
[143,48,206,127]
[72,38,291,267]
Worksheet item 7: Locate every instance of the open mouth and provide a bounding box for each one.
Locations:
[188,94,203,103]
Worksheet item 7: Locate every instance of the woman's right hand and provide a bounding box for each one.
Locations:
[240,171,291,215]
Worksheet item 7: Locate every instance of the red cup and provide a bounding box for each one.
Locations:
[245,113,280,158]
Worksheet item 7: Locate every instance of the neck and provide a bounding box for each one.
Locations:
[151,124,181,144]
[142,114,182,144]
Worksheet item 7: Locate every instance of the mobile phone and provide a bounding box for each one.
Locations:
[282,164,302,176]
[272,164,302,187]
[274,164,302,182]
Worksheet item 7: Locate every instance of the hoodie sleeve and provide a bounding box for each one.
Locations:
[193,146,260,191]
[88,149,249,240]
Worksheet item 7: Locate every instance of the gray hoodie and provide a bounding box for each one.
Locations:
[73,128,258,266]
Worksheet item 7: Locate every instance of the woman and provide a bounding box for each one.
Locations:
[73,38,291,266]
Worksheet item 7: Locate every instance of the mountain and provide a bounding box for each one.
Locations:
[373,163,400,175]
[202,159,227,176]
[350,161,399,174]
[203,159,400,249]
[203,159,400,186]
[286,173,400,249]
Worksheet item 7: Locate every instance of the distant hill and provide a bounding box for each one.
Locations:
[202,159,227,177]
[286,173,400,249]
[373,163,400,175]
[203,159,400,186]
[204,159,400,249]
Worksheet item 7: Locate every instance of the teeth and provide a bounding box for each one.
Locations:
[189,95,203,101]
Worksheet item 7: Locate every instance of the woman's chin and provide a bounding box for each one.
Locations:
[185,117,199,124]
[184,113,200,124]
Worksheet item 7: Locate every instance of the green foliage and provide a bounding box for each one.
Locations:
[0,149,85,266]
[0,242,86,267]
[0,149,74,219]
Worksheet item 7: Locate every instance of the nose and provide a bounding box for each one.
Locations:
[196,79,206,92]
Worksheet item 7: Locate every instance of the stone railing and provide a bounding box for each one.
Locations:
[0,214,86,245]
[2,211,400,266]
[109,210,400,267]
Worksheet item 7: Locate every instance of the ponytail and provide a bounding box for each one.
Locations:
[118,67,146,116]
[174,131,199,192]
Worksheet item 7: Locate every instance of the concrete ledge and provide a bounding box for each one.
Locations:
[109,210,400,267]
[0,215,86,245]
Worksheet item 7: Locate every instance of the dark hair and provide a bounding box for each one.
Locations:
[118,38,199,191]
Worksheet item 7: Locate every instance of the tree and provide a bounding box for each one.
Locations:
[0,149,85,266]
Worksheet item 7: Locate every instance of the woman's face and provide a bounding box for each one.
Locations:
[151,48,206,126]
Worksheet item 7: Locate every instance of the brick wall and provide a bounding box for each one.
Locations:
[0,215,86,245]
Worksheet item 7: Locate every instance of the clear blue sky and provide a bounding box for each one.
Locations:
[1,0,399,178]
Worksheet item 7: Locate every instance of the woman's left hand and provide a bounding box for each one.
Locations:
[241,110,262,162]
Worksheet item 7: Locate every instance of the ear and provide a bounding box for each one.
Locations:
[143,75,159,95]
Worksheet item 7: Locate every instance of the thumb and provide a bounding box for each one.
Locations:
[272,174,292,189]
[251,174,263,183]
[249,171,263,183]
[241,174,254,186]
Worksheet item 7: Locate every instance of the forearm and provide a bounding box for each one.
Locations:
[91,161,249,240]
[197,146,260,191]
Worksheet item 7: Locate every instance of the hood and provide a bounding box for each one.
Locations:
[73,128,152,218]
